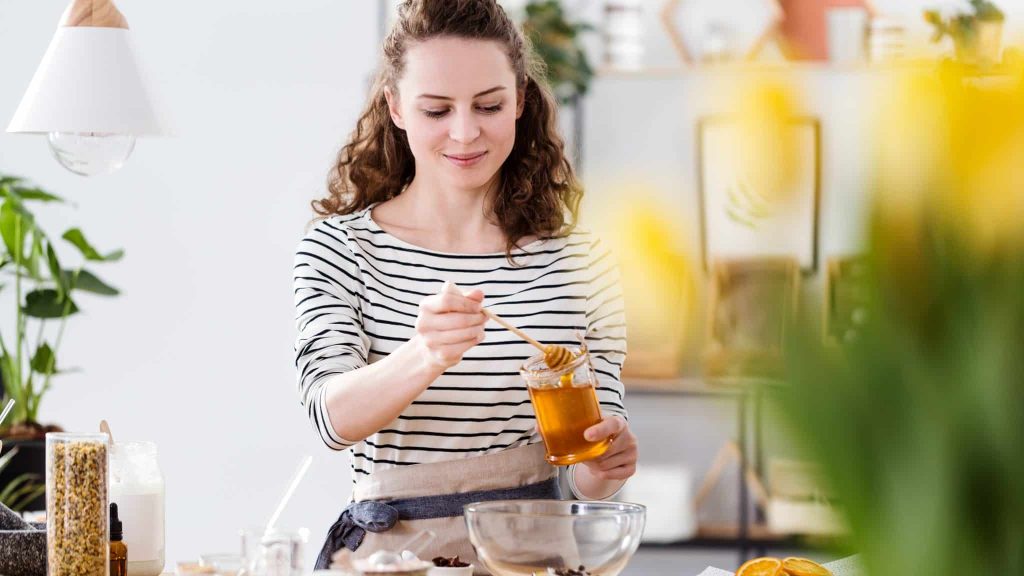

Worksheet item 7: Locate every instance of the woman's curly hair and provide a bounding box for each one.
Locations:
[312,0,582,259]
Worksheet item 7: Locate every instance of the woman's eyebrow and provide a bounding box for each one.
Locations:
[417,86,506,100]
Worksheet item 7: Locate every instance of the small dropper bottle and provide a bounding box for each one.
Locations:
[110,502,128,576]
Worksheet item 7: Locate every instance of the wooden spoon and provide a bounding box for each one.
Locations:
[442,282,576,370]
[480,308,575,370]
[100,419,114,444]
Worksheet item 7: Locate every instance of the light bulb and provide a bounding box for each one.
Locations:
[47,132,136,177]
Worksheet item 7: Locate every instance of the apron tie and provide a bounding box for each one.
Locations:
[314,475,560,569]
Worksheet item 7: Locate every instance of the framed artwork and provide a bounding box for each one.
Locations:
[703,257,800,379]
[697,116,821,273]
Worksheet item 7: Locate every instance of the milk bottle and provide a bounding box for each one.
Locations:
[110,441,166,576]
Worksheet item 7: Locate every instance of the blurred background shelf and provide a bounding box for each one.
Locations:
[594,61,928,78]
[622,376,786,565]
[624,377,783,396]
[640,523,843,552]
[625,377,741,397]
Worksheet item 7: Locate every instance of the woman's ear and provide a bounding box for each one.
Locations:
[384,86,406,130]
[516,86,526,119]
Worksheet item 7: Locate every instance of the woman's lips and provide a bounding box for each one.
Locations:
[444,151,487,167]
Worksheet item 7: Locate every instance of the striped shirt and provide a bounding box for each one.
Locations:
[293,206,627,478]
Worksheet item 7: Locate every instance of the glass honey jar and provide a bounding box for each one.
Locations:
[520,346,611,466]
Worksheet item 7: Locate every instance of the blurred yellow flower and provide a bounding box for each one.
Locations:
[874,64,1024,256]
[731,78,806,207]
[591,191,695,378]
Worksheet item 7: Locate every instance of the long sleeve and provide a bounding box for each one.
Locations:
[292,208,628,478]
[583,235,628,420]
[293,219,370,450]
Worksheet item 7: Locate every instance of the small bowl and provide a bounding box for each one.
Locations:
[176,561,217,576]
[427,565,474,576]
[352,555,432,576]
[199,553,246,576]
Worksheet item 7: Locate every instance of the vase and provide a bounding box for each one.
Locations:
[955,20,1004,67]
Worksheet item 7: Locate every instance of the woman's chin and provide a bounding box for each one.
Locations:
[442,171,497,192]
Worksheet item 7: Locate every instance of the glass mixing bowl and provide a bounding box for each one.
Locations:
[464,500,645,576]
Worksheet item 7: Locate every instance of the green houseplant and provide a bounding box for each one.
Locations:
[0,173,122,509]
[925,0,1005,65]
[0,446,45,512]
[521,0,593,104]
[778,68,1024,576]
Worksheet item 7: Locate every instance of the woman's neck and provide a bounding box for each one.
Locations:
[407,177,494,226]
[374,177,507,253]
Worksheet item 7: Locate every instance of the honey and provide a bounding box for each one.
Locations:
[528,382,610,465]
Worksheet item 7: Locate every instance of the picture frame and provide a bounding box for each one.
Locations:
[697,116,821,273]
[703,257,800,379]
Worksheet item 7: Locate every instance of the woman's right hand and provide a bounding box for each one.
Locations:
[414,281,487,370]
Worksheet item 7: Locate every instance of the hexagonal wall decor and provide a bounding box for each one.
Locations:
[660,0,784,65]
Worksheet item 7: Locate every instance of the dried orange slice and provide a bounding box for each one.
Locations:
[736,557,783,576]
[781,557,832,576]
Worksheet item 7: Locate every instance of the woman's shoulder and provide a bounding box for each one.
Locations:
[545,227,618,272]
[298,208,375,253]
[548,226,604,252]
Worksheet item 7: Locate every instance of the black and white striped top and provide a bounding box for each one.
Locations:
[293,206,627,478]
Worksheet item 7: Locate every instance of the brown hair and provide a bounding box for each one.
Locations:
[312,0,582,259]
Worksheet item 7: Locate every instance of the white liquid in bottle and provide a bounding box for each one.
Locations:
[110,441,166,576]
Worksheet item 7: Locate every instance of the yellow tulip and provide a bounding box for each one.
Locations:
[874,64,1024,257]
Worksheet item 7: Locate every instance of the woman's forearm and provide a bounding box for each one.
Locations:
[322,335,445,442]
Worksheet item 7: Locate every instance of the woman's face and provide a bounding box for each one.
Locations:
[386,37,523,194]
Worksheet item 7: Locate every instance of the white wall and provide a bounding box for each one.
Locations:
[1,0,377,568]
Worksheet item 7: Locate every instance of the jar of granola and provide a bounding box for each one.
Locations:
[46,432,109,576]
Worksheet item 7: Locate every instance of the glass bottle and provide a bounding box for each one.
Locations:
[110,502,128,576]
[47,432,109,576]
[110,440,166,576]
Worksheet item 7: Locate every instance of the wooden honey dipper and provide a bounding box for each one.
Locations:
[443,282,576,370]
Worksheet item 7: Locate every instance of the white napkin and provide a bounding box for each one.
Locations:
[695,555,862,576]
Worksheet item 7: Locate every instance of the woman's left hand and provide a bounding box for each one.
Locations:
[579,415,638,481]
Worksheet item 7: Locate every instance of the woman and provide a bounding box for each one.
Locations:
[294,0,638,569]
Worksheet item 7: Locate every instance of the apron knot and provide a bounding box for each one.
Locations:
[315,500,400,568]
[349,500,401,534]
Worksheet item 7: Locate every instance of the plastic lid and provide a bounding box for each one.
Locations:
[110,502,123,541]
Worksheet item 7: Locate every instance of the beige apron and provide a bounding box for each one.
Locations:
[349,442,555,574]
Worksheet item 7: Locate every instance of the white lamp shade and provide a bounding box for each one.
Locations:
[8,26,164,135]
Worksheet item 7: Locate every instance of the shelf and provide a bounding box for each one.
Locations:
[624,376,784,397]
[594,60,929,79]
[638,523,845,551]
[594,60,1022,82]
[625,377,742,398]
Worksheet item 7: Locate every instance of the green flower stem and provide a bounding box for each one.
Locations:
[13,215,25,423]
[36,269,78,421]
[0,331,9,400]
[33,317,44,365]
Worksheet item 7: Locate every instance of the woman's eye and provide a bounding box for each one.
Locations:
[421,104,502,119]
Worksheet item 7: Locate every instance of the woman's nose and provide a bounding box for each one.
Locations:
[449,111,481,143]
